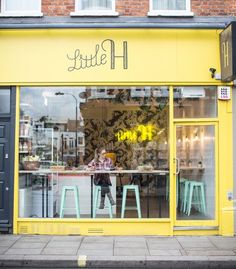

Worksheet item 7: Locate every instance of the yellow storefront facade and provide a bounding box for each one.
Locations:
[0,28,234,236]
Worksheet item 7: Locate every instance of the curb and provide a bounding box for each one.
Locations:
[1,256,236,268]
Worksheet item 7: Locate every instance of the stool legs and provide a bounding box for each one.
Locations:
[59,188,66,218]
[121,186,141,218]
[186,183,206,216]
[60,186,80,218]
[121,188,127,218]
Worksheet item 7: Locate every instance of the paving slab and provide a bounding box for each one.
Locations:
[115,241,147,248]
[46,241,81,248]
[0,240,16,247]
[114,247,149,256]
[208,236,236,249]
[79,243,113,250]
[0,235,21,241]
[51,235,83,242]
[41,247,78,255]
[149,249,182,256]
[186,250,236,256]
[78,249,113,256]
[148,242,183,250]
[10,242,47,249]
[5,248,43,255]
[0,247,8,255]
[17,235,51,243]
[115,236,146,242]
[82,236,114,243]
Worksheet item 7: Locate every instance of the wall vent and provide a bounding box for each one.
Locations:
[88,228,104,234]
[19,225,28,234]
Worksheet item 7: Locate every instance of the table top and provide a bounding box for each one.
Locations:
[19,169,169,175]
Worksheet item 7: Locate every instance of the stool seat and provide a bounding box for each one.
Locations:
[60,186,80,218]
[121,185,141,218]
[93,186,113,218]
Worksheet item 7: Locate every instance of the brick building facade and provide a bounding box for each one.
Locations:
[41,0,236,17]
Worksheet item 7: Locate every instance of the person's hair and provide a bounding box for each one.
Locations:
[94,148,99,163]
[94,147,106,162]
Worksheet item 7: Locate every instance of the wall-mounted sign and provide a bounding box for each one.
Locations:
[115,125,154,143]
[67,39,128,72]
[220,22,236,82]
[218,86,231,100]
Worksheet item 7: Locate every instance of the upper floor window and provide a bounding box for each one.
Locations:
[0,0,42,17]
[71,0,118,16]
[148,0,193,16]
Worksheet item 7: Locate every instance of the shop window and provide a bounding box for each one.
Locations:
[0,89,10,114]
[18,87,169,219]
[71,0,118,16]
[0,0,42,17]
[148,0,193,16]
[174,86,218,118]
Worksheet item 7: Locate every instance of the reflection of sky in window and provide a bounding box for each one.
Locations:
[20,87,86,121]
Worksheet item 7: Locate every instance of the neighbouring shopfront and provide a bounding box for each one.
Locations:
[0,28,234,236]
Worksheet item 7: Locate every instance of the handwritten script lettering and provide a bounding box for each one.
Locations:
[67,39,128,72]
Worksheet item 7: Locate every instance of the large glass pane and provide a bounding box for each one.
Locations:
[5,0,39,11]
[153,0,186,10]
[18,87,169,219]
[81,0,112,10]
[0,89,10,114]
[174,86,217,118]
[176,125,215,220]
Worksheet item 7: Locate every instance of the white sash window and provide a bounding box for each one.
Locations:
[0,0,42,17]
[71,0,118,16]
[149,0,193,16]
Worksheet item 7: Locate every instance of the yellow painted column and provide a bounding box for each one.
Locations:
[218,87,234,236]
[13,86,20,234]
[169,86,174,235]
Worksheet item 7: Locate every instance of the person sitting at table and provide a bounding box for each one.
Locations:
[87,148,115,209]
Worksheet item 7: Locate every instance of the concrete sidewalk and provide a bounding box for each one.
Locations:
[0,235,236,268]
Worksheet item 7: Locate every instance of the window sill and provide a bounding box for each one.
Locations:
[0,12,43,17]
[148,11,194,17]
[70,11,119,17]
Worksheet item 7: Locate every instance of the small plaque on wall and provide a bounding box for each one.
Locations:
[218,86,231,100]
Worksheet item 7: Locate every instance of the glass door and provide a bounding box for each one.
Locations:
[174,123,218,225]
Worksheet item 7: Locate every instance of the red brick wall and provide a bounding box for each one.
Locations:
[116,0,149,16]
[192,0,236,16]
[42,0,236,17]
[42,0,75,16]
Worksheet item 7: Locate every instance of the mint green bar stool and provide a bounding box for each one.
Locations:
[121,185,141,218]
[187,181,206,216]
[93,186,113,218]
[181,180,191,213]
[60,186,80,218]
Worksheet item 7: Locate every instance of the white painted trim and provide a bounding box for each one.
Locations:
[149,0,193,17]
[70,10,119,16]
[0,0,42,17]
[0,12,43,17]
[73,0,117,15]
[148,10,194,17]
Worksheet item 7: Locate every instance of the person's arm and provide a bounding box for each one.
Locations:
[87,159,95,170]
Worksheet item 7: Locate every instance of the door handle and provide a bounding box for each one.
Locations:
[174,158,180,175]
[5,153,8,159]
